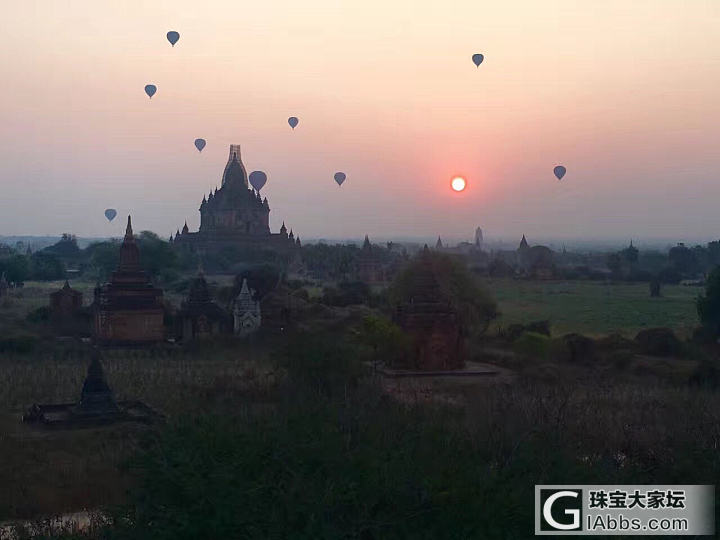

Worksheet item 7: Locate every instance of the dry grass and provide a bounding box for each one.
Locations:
[0,342,281,521]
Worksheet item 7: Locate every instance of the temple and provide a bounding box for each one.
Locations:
[393,246,464,370]
[176,271,231,341]
[233,278,261,336]
[356,235,385,283]
[93,216,165,346]
[22,349,160,427]
[173,145,299,253]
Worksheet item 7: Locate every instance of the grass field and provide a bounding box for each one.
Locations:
[483,279,701,338]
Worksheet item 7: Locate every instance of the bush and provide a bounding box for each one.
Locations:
[634,328,682,357]
[689,360,720,388]
[0,336,38,354]
[555,333,595,363]
[512,332,551,361]
[357,315,411,368]
[321,281,370,307]
[595,333,636,352]
[501,321,550,342]
[525,320,551,336]
[26,306,50,323]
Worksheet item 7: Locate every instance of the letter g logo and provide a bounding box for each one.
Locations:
[542,490,581,531]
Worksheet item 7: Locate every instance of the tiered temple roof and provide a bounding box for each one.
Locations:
[93,216,164,345]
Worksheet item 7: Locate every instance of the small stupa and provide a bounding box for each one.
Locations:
[22,349,160,428]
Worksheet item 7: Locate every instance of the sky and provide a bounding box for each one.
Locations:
[1,0,719,243]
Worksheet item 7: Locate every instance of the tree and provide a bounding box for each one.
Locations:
[389,250,497,336]
[86,240,120,281]
[669,243,699,276]
[30,252,64,280]
[357,315,410,367]
[137,231,179,280]
[42,233,81,259]
[0,254,30,283]
[697,267,720,338]
[620,244,638,265]
[606,252,622,276]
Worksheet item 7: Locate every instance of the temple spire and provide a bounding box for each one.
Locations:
[118,216,141,271]
[125,216,134,241]
[77,349,119,415]
[519,234,529,250]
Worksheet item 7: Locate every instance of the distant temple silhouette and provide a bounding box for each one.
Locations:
[172,145,300,253]
[93,216,164,346]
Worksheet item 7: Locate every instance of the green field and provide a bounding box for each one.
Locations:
[483,279,701,338]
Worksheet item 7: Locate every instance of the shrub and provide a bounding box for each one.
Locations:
[634,328,682,357]
[689,360,720,389]
[555,333,595,363]
[525,320,551,336]
[357,315,411,368]
[321,281,370,307]
[0,336,38,354]
[512,332,551,361]
[501,321,550,342]
[26,306,50,323]
[595,333,636,352]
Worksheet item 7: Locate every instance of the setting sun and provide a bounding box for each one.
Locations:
[451,176,467,192]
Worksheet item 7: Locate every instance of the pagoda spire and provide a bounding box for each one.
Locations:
[519,234,529,250]
[363,235,371,250]
[125,216,134,241]
[77,349,119,415]
[118,216,141,271]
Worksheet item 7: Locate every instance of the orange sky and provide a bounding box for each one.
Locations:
[1,0,719,241]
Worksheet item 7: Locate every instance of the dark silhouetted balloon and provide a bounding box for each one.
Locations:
[288,117,299,129]
[553,165,567,180]
[194,138,206,152]
[167,31,180,46]
[104,209,117,222]
[334,172,346,186]
[144,84,157,98]
[249,171,267,191]
[472,53,484,67]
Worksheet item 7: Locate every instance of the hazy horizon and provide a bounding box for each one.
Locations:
[2,1,719,239]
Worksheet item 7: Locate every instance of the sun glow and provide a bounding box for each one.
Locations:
[451,176,466,192]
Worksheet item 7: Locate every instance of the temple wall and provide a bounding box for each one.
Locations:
[94,309,164,344]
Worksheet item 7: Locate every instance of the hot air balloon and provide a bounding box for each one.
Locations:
[144,84,157,99]
[288,117,299,129]
[553,165,567,180]
[104,209,117,222]
[167,31,180,46]
[472,53,484,67]
[194,138,206,152]
[249,171,267,191]
[334,172,346,186]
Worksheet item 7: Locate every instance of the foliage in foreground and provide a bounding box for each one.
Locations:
[93,334,720,540]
